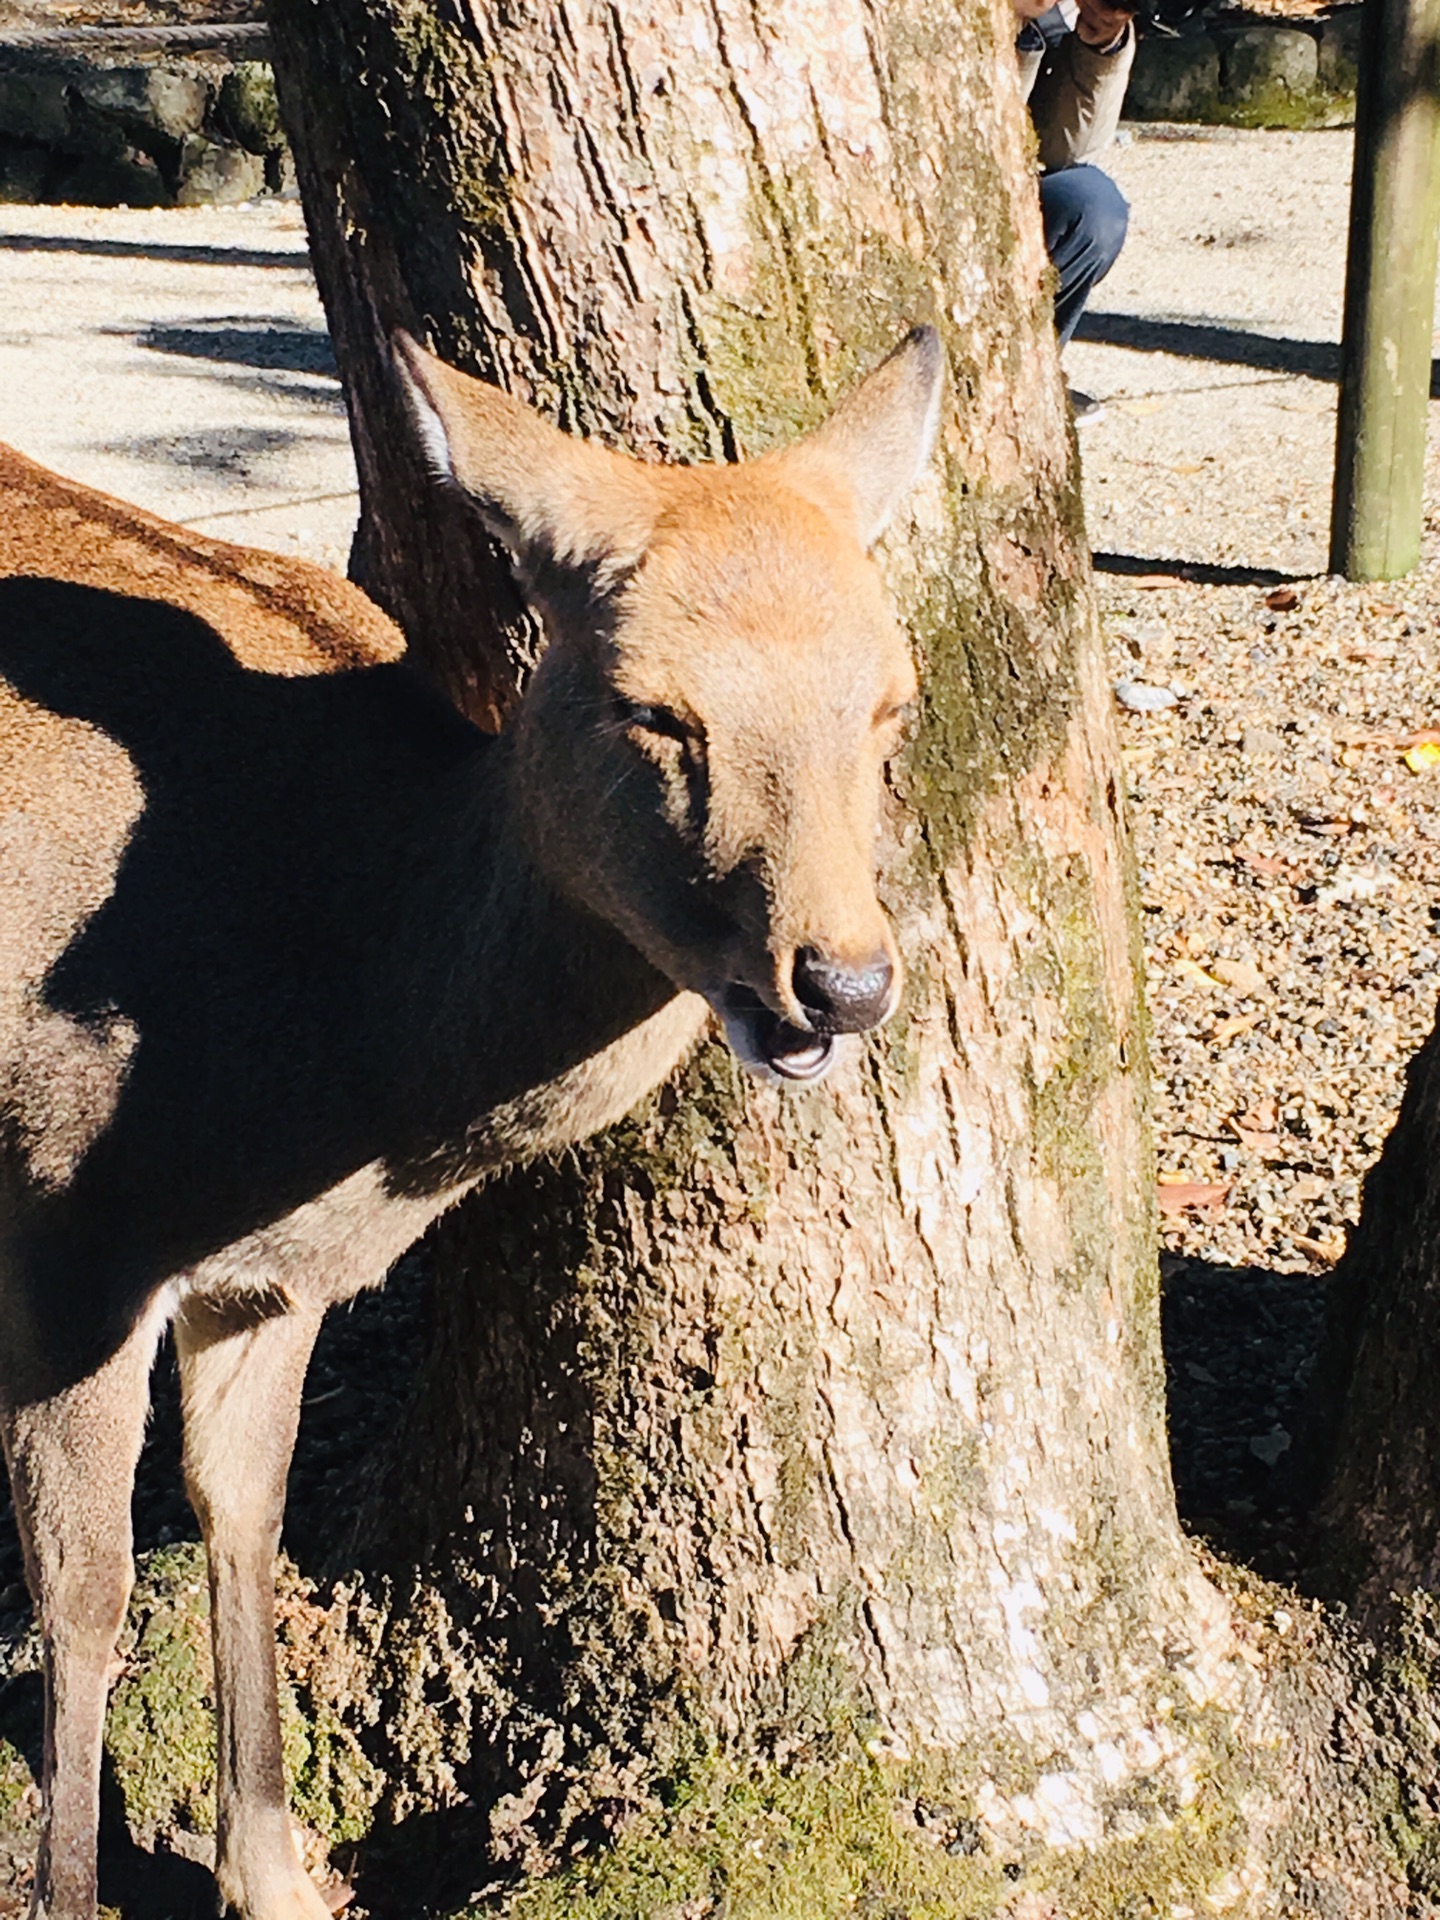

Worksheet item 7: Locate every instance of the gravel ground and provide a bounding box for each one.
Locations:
[1071,126,1440,1284]
[1068,124,1440,1568]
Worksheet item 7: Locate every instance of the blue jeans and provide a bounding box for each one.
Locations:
[1040,165,1129,348]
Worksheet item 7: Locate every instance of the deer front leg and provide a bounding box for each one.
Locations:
[174,1297,329,1920]
[2,1307,159,1920]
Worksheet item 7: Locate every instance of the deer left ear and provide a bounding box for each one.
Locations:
[769,326,945,546]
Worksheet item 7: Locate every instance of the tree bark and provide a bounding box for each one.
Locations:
[1309,1016,1440,1617]
[262,0,1276,1904]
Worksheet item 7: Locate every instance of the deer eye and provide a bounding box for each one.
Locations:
[619,699,698,746]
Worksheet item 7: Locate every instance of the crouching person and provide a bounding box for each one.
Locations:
[1016,0,1135,418]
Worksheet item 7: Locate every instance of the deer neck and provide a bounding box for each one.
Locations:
[383,733,708,1192]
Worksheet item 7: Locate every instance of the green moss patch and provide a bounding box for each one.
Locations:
[103,1544,384,1858]
[463,1743,1253,1920]
[105,1543,216,1846]
[493,1753,1005,1920]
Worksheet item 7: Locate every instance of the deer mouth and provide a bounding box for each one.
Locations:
[714,986,837,1084]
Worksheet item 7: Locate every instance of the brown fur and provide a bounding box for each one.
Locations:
[0,326,941,1919]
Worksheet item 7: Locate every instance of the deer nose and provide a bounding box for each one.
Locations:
[792,947,895,1034]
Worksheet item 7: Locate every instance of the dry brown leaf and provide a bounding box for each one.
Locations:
[1238,1097,1278,1132]
[1129,574,1187,589]
[1370,600,1403,617]
[1176,957,1220,989]
[1209,957,1268,996]
[1210,1011,1261,1043]
[1234,848,1288,878]
[1265,586,1300,611]
[1229,1125,1282,1153]
[1120,396,1167,418]
[1290,1232,1345,1265]
[1157,1180,1231,1217]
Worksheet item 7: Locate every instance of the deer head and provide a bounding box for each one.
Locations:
[394,328,943,1083]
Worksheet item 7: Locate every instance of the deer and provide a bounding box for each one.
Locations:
[0,322,942,1920]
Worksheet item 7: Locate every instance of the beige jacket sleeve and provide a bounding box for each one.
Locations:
[1021,24,1135,173]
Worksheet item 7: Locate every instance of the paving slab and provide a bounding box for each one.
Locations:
[0,195,357,571]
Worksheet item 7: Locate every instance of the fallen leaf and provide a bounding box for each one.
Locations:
[1250,1427,1292,1467]
[1120,396,1167,417]
[1290,1232,1345,1265]
[1209,957,1268,996]
[1402,729,1440,748]
[1370,600,1404,617]
[1265,587,1300,611]
[1404,742,1440,772]
[1129,573,1187,590]
[1210,1011,1261,1043]
[1299,815,1353,836]
[1230,1125,1282,1152]
[1238,1097,1279,1132]
[1157,1180,1231,1217]
[1234,848,1287,878]
[1176,957,1220,989]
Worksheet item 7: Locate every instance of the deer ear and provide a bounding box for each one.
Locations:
[770,326,945,546]
[391,331,657,586]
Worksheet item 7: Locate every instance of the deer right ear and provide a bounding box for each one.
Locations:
[769,326,945,547]
[391,331,658,589]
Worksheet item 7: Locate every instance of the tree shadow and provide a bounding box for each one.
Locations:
[1093,551,1300,589]
[1160,1251,1330,1584]
[0,233,307,270]
[1077,309,1440,401]
[106,424,314,486]
[135,318,338,378]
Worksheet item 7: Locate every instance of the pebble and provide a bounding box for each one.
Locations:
[1115,679,1180,711]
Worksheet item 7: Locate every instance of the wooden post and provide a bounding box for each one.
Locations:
[1331,0,1440,580]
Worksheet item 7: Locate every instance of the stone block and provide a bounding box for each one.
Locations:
[215,62,281,155]
[58,144,170,208]
[176,136,265,205]
[1126,34,1222,122]
[0,70,71,147]
[75,66,209,143]
[1318,8,1363,94]
[1219,26,1320,107]
[0,136,53,204]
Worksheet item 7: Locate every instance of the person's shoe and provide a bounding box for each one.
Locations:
[1068,387,1107,427]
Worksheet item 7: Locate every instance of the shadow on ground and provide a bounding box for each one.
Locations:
[1078,308,1440,399]
[136,317,337,376]
[0,232,307,270]
[1161,1251,1329,1585]
[1094,550,1300,589]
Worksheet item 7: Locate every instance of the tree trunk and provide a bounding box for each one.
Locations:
[262,0,1277,1907]
[1309,1016,1440,1616]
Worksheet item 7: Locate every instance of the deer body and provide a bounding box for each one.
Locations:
[0,328,941,1919]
